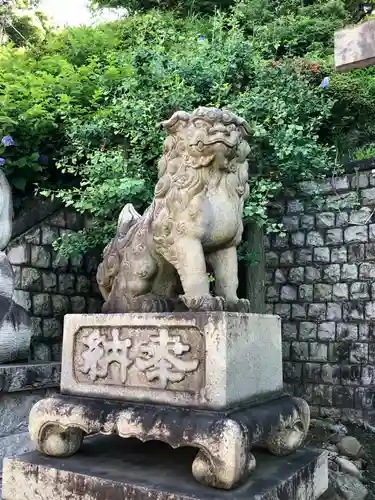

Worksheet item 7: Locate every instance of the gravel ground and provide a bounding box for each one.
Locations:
[306,422,375,499]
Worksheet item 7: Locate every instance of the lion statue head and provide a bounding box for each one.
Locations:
[157,107,251,177]
[153,108,251,236]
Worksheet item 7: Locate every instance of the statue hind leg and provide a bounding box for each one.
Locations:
[102,255,180,313]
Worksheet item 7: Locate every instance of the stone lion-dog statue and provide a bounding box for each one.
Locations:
[97,107,251,313]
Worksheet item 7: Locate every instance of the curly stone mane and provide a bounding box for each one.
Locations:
[152,109,250,263]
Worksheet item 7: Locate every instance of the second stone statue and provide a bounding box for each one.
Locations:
[0,169,32,364]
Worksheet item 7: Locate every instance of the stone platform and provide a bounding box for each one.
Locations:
[2,435,328,500]
[60,312,283,410]
[0,362,60,464]
[28,392,310,489]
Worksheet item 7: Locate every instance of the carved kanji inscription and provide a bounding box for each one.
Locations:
[135,328,199,388]
[79,329,133,383]
[74,325,204,393]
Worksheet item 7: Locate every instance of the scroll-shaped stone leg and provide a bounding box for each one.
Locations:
[29,398,87,457]
[265,397,310,456]
[192,419,255,489]
[35,423,84,457]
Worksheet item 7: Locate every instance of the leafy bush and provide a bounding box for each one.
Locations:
[36,11,335,257]
[353,144,375,161]
[1,0,369,259]
[235,0,349,58]
[91,0,234,14]
[0,45,107,194]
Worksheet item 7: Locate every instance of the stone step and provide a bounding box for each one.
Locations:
[2,435,328,500]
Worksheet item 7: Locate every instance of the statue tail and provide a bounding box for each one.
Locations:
[97,204,142,300]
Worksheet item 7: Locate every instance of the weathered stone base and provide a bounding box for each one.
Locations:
[0,363,60,465]
[28,392,310,490]
[0,432,32,464]
[2,435,328,500]
[61,312,283,410]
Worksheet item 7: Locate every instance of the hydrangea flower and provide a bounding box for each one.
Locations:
[0,158,5,166]
[199,35,205,41]
[1,135,14,147]
[38,154,48,165]
[320,76,330,89]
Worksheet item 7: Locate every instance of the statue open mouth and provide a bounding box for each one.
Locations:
[191,136,238,149]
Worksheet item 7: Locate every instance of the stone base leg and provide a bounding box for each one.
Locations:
[264,397,310,456]
[191,420,256,489]
[29,393,309,490]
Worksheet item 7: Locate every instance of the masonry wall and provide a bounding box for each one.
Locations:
[265,163,375,422]
[6,208,103,363]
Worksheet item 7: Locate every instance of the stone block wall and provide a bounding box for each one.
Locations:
[265,164,375,422]
[6,209,102,363]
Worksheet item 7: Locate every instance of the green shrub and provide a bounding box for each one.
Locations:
[91,0,234,14]
[0,0,364,258]
[39,12,335,257]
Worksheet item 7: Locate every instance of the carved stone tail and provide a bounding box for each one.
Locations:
[97,204,142,300]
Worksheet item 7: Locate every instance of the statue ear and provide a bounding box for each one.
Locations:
[239,120,252,138]
[161,111,190,134]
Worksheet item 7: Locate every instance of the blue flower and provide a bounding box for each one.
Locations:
[199,35,205,41]
[38,154,48,165]
[0,158,5,166]
[320,76,330,88]
[1,135,14,147]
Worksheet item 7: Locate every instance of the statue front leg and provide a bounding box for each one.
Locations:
[162,237,224,312]
[207,247,251,313]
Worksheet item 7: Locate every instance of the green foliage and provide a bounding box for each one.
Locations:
[323,67,375,159]
[90,0,233,14]
[234,0,349,59]
[353,144,375,161]
[0,0,48,47]
[0,43,108,193]
[34,11,333,256]
[1,0,371,259]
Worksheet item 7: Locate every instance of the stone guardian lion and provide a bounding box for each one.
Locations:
[97,107,251,313]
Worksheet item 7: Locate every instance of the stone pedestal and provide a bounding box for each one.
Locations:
[61,312,283,409]
[2,312,318,494]
[2,435,329,500]
[29,391,310,489]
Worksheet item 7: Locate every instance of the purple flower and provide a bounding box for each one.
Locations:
[1,135,14,147]
[199,35,205,41]
[38,154,48,165]
[0,158,5,166]
[320,76,330,89]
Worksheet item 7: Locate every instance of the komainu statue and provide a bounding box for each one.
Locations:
[0,169,32,364]
[97,107,251,313]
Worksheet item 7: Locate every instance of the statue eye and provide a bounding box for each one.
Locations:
[194,120,207,129]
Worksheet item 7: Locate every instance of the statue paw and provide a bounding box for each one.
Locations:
[181,295,225,312]
[103,294,176,313]
[226,299,251,313]
[140,295,175,313]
